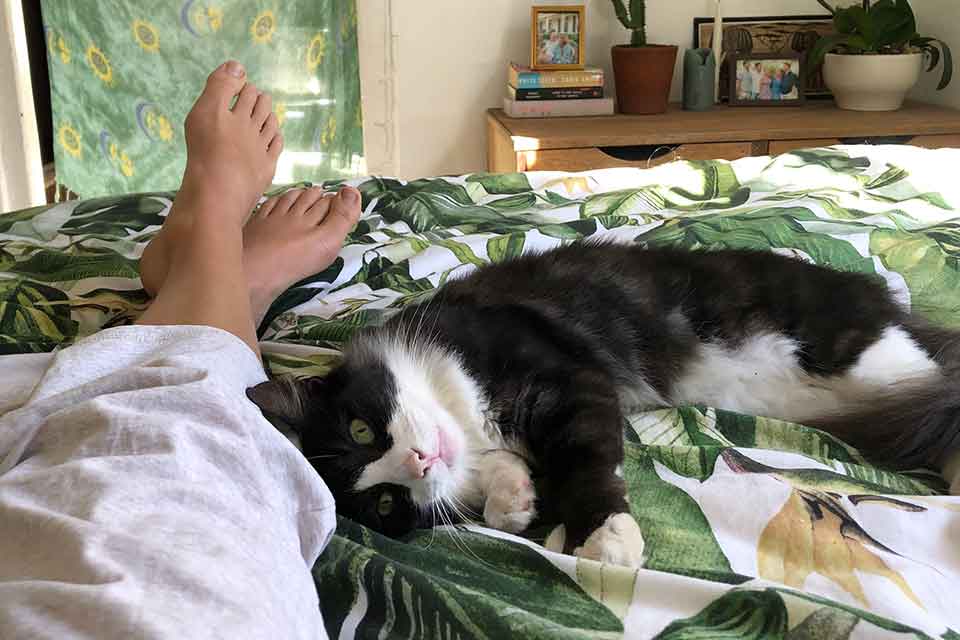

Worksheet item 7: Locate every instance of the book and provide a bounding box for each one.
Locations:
[508,85,603,101]
[503,96,615,118]
[508,62,604,89]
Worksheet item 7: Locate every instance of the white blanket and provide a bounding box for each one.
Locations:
[0,325,335,639]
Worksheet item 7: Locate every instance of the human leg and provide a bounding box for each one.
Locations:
[136,60,280,354]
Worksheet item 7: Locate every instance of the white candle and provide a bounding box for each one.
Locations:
[713,0,723,102]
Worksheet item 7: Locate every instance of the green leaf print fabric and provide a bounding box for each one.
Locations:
[40,0,363,197]
[3,145,960,638]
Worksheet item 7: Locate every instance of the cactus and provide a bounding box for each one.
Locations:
[611,0,647,47]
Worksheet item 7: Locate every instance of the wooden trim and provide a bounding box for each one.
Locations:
[488,102,960,151]
[908,134,960,149]
[523,142,754,172]
[486,112,520,172]
[769,139,840,155]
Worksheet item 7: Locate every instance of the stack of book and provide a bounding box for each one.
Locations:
[504,62,613,118]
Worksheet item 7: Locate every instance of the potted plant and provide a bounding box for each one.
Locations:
[809,0,952,111]
[610,0,678,114]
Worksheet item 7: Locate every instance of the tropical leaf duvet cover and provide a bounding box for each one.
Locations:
[2,146,960,639]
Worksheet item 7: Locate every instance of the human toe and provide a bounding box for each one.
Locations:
[261,112,279,141]
[290,187,328,216]
[252,92,273,129]
[195,60,247,111]
[320,186,362,236]
[234,82,260,117]
[267,131,283,160]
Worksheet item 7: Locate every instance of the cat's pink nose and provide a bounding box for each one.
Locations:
[404,448,439,479]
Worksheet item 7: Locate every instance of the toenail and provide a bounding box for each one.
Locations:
[225,61,245,78]
[340,187,359,205]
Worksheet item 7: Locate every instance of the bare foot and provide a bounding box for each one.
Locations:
[244,186,362,324]
[141,60,282,295]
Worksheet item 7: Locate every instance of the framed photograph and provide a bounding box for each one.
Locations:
[693,15,834,100]
[531,5,585,70]
[729,55,805,107]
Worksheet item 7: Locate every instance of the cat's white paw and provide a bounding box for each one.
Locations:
[574,513,645,569]
[483,475,537,534]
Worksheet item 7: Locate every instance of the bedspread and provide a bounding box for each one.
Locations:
[2,146,959,639]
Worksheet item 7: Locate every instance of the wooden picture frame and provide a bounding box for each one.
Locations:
[531,5,585,70]
[693,15,833,100]
[728,54,805,107]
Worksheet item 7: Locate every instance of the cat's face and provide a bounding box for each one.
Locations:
[247,343,477,537]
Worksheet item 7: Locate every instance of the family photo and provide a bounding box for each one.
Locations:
[733,57,803,104]
[532,8,583,68]
[694,15,833,100]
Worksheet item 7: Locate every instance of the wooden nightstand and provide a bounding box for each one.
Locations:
[486,101,960,173]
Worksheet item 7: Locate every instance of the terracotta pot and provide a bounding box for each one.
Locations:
[824,52,922,111]
[611,44,678,115]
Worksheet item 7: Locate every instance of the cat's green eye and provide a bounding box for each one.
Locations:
[377,492,394,517]
[349,418,374,445]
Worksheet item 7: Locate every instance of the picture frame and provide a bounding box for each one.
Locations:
[531,5,585,70]
[693,15,833,101]
[728,54,805,107]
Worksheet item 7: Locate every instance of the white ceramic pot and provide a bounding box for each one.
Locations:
[823,52,923,111]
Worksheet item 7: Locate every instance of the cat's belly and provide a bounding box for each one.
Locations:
[666,325,940,423]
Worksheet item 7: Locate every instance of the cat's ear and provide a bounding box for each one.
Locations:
[246,376,323,424]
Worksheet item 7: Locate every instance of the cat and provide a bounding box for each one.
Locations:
[248,243,960,568]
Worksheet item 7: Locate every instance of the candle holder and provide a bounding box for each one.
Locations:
[683,48,716,111]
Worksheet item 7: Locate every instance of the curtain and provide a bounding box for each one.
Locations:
[41,0,363,198]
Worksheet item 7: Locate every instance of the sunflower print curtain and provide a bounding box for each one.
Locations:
[40,0,363,198]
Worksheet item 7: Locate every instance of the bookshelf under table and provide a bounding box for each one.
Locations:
[486,101,960,173]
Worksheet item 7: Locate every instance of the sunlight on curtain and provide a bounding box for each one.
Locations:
[40,0,363,197]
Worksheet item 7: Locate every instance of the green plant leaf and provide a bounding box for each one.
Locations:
[540,220,596,240]
[62,194,170,236]
[485,193,538,213]
[581,189,656,219]
[465,173,532,195]
[654,589,788,640]
[871,4,916,50]
[870,226,960,327]
[810,34,854,67]
[624,445,743,583]
[781,148,872,174]
[10,248,140,281]
[638,208,877,274]
[435,239,486,267]
[0,204,51,234]
[487,233,526,263]
[316,518,623,639]
[0,279,77,346]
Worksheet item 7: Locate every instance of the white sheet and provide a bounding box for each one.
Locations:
[0,325,335,639]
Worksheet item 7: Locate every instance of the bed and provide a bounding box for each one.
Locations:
[2,146,959,639]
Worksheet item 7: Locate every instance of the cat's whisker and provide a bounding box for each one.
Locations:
[439,497,494,569]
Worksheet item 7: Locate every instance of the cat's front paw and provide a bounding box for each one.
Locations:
[483,476,537,534]
[574,513,645,569]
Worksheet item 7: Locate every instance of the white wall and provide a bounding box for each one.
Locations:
[0,0,44,212]
[911,0,960,108]
[358,0,829,178]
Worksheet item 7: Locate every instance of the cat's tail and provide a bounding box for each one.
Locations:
[806,320,960,480]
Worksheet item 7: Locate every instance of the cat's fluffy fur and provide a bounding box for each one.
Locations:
[249,244,960,567]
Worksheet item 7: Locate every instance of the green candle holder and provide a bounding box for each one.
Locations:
[683,48,716,111]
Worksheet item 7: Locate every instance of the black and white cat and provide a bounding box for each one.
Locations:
[248,244,960,568]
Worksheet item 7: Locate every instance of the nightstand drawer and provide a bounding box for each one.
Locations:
[519,142,754,172]
[770,134,960,155]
